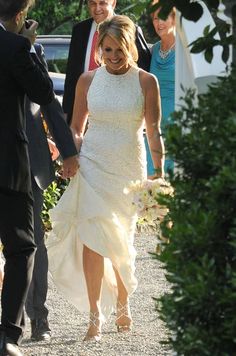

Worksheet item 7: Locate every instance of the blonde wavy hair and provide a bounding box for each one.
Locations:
[95,15,138,67]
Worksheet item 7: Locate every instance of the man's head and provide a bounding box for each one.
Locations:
[0,0,34,33]
[87,0,116,24]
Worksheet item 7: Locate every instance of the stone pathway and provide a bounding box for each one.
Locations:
[21,231,171,355]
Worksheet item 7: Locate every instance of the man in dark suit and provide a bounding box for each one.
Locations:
[63,0,151,124]
[0,0,54,355]
[25,43,78,342]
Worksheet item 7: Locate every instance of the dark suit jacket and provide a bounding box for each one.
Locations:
[0,27,54,193]
[63,17,151,123]
[26,44,77,190]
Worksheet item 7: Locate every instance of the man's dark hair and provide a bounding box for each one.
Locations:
[0,0,34,21]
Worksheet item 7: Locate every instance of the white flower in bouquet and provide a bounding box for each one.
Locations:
[124,178,174,227]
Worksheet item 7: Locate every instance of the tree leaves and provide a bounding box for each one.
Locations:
[180,1,204,22]
[188,21,232,63]
[222,44,230,63]
[32,0,234,65]
[205,0,220,10]
[204,47,214,63]
[156,69,236,354]
[30,0,86,34]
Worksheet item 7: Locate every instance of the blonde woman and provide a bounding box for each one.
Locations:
[47,15,164,341]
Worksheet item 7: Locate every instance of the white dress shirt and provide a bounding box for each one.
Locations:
[0,22,6,30]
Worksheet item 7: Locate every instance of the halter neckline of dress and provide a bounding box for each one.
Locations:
[103,65,135,78]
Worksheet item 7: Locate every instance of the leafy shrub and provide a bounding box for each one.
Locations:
[156,67,236,355]
[42,164,69,231]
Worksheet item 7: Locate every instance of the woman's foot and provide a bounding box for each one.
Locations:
[115,301,132,332]
[83,311,103,342]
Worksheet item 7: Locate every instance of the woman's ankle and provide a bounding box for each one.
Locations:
[117,297,129,306]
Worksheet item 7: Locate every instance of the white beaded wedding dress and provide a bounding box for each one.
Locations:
[47,66,147,318]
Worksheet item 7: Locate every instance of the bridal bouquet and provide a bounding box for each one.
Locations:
[124,178,174,227]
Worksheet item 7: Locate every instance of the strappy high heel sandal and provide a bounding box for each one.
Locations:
[115,301,132,332]
[83,311,103,342]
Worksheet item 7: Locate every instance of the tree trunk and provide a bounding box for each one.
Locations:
[224,0,236,65]
[77,0,86,19]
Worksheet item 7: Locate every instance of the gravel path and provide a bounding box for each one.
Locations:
[21,231,171,355]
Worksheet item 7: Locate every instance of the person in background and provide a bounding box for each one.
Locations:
[63,0,151,124]
[47,15,164,343]
[0,250,4,291]
[25,42,78,343]
[145,0,175,176]
[0,0,54,354]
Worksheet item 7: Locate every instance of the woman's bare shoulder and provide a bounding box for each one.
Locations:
[139,69,159,92]
[77,69,98,91]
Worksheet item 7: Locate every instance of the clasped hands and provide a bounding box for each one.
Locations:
[47,138,79,179]
[61,156,79,179]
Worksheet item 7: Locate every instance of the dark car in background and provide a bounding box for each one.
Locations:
[46,72,66,97]
[36,35,70,73]
[36,35,71,98]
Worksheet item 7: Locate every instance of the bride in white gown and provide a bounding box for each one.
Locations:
[47,15,165,341]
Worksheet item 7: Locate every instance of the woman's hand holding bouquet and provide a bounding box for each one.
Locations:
[124,178,174,253]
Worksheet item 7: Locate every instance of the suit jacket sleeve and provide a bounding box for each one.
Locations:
[34,42,48,70]
[62,24,82,118]
[40,98,78,159]
[63,19,93,124]
[34,44,77,159]
[135,26,151,71]
[11,37,54,105]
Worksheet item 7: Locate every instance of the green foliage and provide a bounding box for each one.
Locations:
[42,171,69,231]
[30,0,88,34]
[30,0,235,62]
[31,0,152,36]
[156,67,236,355]
[190,21,234,64]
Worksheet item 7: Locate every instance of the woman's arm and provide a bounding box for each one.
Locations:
[140,70,165,178]
[70,71,95,151]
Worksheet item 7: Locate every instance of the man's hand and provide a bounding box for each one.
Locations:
[47,138,59,161]
[20,19,38,45]
[61,156,79,179]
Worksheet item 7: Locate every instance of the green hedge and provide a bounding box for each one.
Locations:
[157,67,236,355]
[42,164,69,231]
